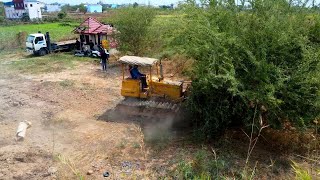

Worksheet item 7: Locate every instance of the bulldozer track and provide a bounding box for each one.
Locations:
[119,100,180,112]
[103,98,182,122]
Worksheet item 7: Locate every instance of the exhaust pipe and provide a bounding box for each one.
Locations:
[159,59,164,81]
[46,32,51,53]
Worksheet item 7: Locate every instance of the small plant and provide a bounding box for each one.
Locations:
[176,160,194,179]
[291,161,312,180]
[59,79,75,87]
[132,142,140,149]
[243,106,270,165]
[117,139,127,149]
[56,154,85,180]
[175,149,228,179]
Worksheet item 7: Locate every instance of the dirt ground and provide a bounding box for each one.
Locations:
[0,52,318,180]
[0,52,179,179]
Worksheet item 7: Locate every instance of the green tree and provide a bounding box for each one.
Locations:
[79,4,87,14]
[0,2,4,16]
[112,7,156,55]
[0,2,4,23]
[61,4,78,12]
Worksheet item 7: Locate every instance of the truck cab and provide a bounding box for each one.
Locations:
[26,32,76,56]
[26,33,48,55]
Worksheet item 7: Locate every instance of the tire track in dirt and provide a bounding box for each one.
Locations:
[0,56,151,179]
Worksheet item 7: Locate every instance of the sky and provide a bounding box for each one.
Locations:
[1,0,180,6]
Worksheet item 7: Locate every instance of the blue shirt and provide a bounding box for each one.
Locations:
[131,67,143,79]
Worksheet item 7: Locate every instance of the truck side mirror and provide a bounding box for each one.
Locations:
[35,40,38,44]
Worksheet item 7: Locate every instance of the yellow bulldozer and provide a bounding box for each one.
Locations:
[105,56,189,121]
[119,56,187,101]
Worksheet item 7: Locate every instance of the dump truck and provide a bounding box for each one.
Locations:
[105,56,191,121]
[26,32,76,56]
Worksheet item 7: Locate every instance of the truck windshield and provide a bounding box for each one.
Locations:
[26,36,35,43]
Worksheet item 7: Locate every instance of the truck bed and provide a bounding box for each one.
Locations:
[56,40,76,46]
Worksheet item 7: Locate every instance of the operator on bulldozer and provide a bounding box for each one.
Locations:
[129,65,148,89]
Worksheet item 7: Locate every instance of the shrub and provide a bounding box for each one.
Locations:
[16,31,27,48]
[57,12,67,19]
[21,13,30,22]
[0,16,4,23]
[43,16,59,22]
[173,0,320,137]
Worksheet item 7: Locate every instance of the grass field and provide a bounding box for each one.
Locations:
[0,23,79,50]
[0,51,94,74]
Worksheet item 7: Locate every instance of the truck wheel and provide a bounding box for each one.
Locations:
[39,49,47,56]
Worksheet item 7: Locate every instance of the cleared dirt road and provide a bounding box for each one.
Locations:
[0,53,175,179]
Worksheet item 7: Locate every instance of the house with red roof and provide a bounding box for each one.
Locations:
[73,17,118,50]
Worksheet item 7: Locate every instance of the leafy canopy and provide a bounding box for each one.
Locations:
[111,7,156,55]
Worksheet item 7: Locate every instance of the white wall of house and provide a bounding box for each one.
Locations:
[4,1,42,20]
[25,2,42,19]
[4,7,26,19]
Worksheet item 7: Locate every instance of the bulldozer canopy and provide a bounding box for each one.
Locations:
[119,56,158,66]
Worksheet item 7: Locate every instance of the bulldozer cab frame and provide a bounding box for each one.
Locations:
[119,56,184,101]
[119,56,158,99]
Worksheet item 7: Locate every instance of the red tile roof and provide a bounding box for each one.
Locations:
[74,17,115,35]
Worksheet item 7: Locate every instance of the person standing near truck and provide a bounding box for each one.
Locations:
[100,49,108,71]
[106,50,110,61]
[75,38,81,50]
[88,40,94,51]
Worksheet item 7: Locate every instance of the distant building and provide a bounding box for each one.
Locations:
[86,4,102,13]
[110,4,118,9]
[45,4,62,13]
[4,0,42,20]
[25,0,42,19]
[4,7,26,19]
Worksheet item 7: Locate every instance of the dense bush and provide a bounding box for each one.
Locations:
[173,0,320,137]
